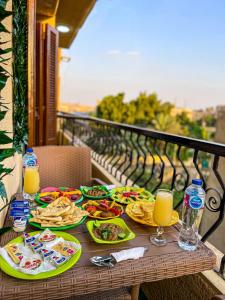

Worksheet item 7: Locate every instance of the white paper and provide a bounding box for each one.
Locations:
[111,247,146,263]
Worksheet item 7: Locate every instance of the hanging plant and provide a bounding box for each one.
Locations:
[12,0,28,152]
[0,0,14,206]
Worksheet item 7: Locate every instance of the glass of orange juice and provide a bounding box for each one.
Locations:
[23,166,40,202]
[150,189,173,246]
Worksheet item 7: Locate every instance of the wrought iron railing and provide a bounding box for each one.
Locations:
[57,112,225,274]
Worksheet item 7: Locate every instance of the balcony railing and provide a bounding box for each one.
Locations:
[57,111,225,275]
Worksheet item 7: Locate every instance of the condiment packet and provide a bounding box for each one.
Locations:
[19,255,43,270]
[40,248,55,261]
[38,229,57,243]
[10,200,29,208]
[51,254,68,267]
[52,241,77,257]
[30,241,44,253]
[23,232,36,246]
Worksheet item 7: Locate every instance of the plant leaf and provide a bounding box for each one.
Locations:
[0,73,8,89]
[0,8,11,21]
[0,227,11,235]
[0,57,9,63]
[0,47,11,54]
[0,110,7,121]
[0,22,9,33]
[0,0,8,9]
[0,148,15,162]
[0,131,12,144]
[0,181,7,204]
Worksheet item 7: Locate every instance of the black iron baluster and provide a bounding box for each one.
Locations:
[142,137,156,190]
[193,150,207,189]
[164,142,176,190]
[152,139,165,192]
[202,155,225,242]
[133,135,147,186]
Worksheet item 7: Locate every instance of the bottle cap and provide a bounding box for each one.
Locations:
[192,178,202,186]
[26,148,33,153]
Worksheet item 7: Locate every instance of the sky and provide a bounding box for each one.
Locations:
[60,0,225,109]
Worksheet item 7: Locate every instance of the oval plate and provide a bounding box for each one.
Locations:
[0,231,81,280]
[29,204,87,231]
[80,186,111,199]
[82,200,124,220]
[35,192,84,206]
[111,186,155,205]
[126,202,179,227]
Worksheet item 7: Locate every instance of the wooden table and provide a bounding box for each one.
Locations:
[0,214,216,300]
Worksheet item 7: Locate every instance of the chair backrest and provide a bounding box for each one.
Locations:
[33,146,92,188]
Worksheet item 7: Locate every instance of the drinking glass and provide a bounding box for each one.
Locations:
[150,189,173,246]
[23,166,40,204]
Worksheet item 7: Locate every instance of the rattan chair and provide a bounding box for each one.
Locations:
[33,146,104,188]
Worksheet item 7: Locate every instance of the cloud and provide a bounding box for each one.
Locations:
[107,49,121,55]
[127,51,141,56]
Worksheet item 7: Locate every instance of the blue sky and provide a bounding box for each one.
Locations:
[60,0,225,109]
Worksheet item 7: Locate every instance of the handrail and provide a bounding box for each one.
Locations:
[57,112,225,157]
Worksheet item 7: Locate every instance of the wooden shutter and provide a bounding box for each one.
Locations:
[35,22,45,146]
[44,24,58,145]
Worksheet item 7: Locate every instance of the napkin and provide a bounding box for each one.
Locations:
[111,247,146,263]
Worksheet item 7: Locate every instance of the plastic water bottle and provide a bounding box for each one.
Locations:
[178,179,205,251]
[23,148,37,168]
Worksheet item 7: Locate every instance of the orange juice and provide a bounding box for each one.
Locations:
[153,190,173,226]
[24,167,40,195]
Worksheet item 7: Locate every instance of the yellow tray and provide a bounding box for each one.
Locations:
[126,202,179,227]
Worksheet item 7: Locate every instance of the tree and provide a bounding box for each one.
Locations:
[96,93,125,123]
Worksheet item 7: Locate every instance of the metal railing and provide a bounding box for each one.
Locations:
[57,111,225,274]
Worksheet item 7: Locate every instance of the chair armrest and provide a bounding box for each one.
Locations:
[212,296,225,300]
[91,178,107,186]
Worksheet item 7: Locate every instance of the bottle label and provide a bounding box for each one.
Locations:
[189,195,204,209]
[27,159,37,166]
[184,193,204,209]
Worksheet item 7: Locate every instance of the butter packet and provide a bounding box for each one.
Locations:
[23,232,36,246]
[51,253,67,267]
[30,241,44,253]
[40,248,55,261]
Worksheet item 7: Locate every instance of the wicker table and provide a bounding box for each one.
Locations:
[0,213,216,300]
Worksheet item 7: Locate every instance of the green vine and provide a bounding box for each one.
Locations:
[12,0,28,152]
[0,0,14,205]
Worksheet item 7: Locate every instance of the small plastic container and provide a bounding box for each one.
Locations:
[12,217,28,232]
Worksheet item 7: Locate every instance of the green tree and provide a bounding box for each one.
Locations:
[96,93,125,122]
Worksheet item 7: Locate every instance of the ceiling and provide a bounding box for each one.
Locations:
[37,0,96,48]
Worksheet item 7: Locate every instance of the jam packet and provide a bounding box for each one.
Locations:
[20,255,43,270]
[38,229,57,243]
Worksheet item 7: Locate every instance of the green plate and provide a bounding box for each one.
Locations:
[111,186,155,204]
[29,204,87,231]
[35,192,84,206]
[86,218,136,244]
[80,185,111,199]
[0,231,81,280]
